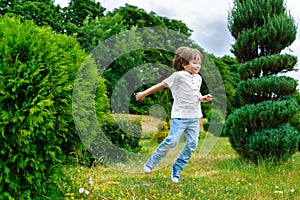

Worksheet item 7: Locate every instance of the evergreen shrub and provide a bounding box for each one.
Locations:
[0,16,87,198]
[224,99,299,161]
[246,124,299,162]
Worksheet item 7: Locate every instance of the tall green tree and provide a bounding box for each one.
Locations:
[108,4,164,28]
[107,4,193,65]
[77,13,126,52]
[0,0,64,32]
[63,0,105,34]
[106,4,195,117]
[0,0,19,15]
[225,0,299,163]
[108,4,192,36]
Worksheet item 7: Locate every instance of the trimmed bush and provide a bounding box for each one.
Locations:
[224,99,299,161]
[246,124,299,162]
[0,16,88,198]
[238,76,297,105]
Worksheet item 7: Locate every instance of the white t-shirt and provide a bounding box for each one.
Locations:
[163,70,203,119]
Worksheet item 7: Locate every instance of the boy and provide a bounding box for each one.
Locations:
[135,46,212,183]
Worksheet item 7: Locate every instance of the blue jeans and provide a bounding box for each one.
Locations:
[148,118,199,172]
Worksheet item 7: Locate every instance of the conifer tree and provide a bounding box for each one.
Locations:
[225,0,300,162]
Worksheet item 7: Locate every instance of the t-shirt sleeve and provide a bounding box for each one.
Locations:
[162,72,177,88]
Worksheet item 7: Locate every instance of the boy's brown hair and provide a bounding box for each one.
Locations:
[172,47,203,71]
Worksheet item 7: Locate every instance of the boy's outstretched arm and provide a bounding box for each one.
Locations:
[135,82,167,101]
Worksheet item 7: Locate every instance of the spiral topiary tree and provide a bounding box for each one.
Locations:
[225,0,300,163]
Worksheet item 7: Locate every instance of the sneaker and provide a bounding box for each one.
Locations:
[144,159,155,173]
[171,163,180,183]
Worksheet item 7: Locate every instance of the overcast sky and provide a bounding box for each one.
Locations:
[55,0,300,87]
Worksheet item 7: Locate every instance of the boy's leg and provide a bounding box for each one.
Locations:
[145,118,186,172]
[173,118,199,172]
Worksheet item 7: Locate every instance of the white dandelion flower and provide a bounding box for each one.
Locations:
[79,188,84,193]
[274,191,283,194]
[89,177,93,185]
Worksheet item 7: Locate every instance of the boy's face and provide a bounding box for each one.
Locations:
[183,59,201,74]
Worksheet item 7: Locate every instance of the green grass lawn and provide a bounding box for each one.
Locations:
[58,136,300,200]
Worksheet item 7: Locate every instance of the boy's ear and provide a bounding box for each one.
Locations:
[181,63,187,68]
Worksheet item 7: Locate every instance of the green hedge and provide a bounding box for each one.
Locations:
[0,16,88,198]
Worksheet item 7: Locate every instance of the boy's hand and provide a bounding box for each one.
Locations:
[135,92,146,101]
[199,94,212,102]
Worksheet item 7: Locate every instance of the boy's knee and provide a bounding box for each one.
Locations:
[187,141,198,151]
[164,138,179,148]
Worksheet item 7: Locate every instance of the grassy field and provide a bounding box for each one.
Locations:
[57,134,300,200]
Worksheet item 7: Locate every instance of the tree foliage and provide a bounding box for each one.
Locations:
[108,4,192,36]
[0,0,64,32]
[62,0,105,34]
[0,0,106,34]
[225,0,299,163]
[211,55,240,115]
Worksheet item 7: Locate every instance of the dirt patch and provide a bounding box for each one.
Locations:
[111,114,162,132]
[140,115,162,132]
